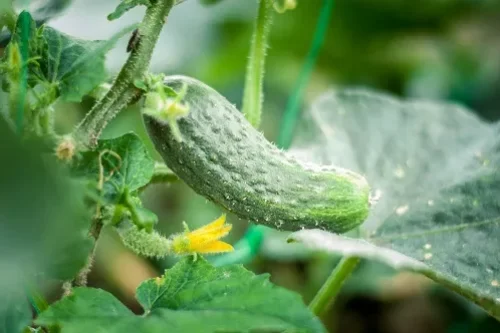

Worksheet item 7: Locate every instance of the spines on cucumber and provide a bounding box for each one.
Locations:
[143,75,370,233]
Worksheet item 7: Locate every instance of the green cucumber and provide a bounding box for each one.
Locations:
[143,75,370,232]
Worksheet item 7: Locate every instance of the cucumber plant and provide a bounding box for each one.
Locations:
[0,0,499,332]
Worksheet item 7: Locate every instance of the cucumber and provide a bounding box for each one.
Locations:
[143,75,370,232]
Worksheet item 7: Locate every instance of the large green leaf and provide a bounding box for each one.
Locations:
[36,288,137,332]
[37,257,326,332]
[0,117,92,332]
[72,132,155,203]
[2,12,135,102]
[288,89,500,319]
[135,257,324,332]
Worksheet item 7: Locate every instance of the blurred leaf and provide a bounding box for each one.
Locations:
[1,0,72,46]
[73,132,155,203]
[15,0,72,23]
[0,290,32,333]
[289,89,500,319]
[0,117,92,281]
[107,0,150,21]
[0,116,92,331]
[0,0,15,29]
[199,0,225,5]
[37,257,326,332]
[2,12,136,102]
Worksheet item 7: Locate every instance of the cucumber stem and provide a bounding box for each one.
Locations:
[242,0,274,128]
[74,0,175,148]
[309,257,360,316]
[277,0,335,149]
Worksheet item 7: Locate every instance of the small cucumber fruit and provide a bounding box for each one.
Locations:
[143,75,370,233]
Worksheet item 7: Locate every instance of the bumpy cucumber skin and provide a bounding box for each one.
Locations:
[143,76,370,233]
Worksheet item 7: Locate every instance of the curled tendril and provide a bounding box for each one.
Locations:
[97,149,122,191]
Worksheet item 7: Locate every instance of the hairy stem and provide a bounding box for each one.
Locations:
[74,0,175,148]
[242,0,274,128]
[309,257,360,316]
[277,0,335,149]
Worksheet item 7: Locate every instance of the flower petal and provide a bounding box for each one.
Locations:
[193,240,234,254]
[188,224,232,246]
[189,214,227,236]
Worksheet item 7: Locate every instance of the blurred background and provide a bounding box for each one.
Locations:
[7,0,500,332]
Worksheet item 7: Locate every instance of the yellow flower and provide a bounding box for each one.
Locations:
[170,214,234,259]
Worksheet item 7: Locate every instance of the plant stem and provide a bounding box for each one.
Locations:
[74,0,175,148]
[309,257,360,316]
[242,0,274,128]
[277,0,334,149]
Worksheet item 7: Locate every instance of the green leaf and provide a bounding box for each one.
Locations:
[36,288,136,332]
[136,257,324,333]
[72,132,155,203]
[108,0,151,21]
[37,258,326,332]
[3,12,136,102]
[288,89,500,319]
[0,116,92,332]
[37,22,137,102]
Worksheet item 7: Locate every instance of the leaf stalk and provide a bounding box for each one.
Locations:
[308,257,360,316]
[242,0,274,128]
